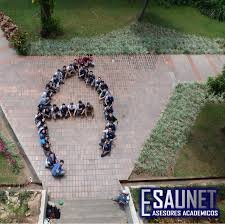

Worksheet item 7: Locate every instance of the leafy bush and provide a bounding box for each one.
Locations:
[0,191,7,203]
[135,83,207,176]
[9,29,30,55]
[196,0,225,22]
[30,23,225,55]
[207,65,225,96]
[156,0,225,21]
[157,0,194,6]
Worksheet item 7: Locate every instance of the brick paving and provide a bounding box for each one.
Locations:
[0,30,225,199]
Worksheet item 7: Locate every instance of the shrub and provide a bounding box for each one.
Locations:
[30,23,225,55]
[156,0,225,21]
[207,65,225,96]
[0,191,7,203]
[196,0,225,22]
[10,29,30,55]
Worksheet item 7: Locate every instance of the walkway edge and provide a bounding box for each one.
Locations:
[125,186,141,224]
[0,105,42,185]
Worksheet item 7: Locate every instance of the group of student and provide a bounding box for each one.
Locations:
[35,55,118,177]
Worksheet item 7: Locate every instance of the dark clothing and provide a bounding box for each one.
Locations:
[106,114,118,124]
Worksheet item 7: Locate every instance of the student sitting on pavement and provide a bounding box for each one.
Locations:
[104,94,114,107]
[75,100,86,117]
[61,65,67,80]
[42,107,52,119]
[43,143,51,155]
[66,64,75,78]
[99,90,109,101]
[36,118,46,129]
[78,66,87,80]
[60,103,69,119]
[95,77,103,90]
[35,112,44,124]
[45,152,57,168]
[101,139,112,157]
[82,54,94,67]
[51,104,61,120]
[51,160,65,177]
[51,74,60,90]
[97,81,108,95]
[105,113,118,125]
[38,123,48,135]
[39,96,51,108]
[39,135,49,148]
[99,128,116,147]
[85,102,94,118]
[54,69,64,84]
[105,121,116,132]
[39,129,48,139]
[85,71,95,86]
[72,59,79,75]
[46,81,57,94]
[113,189,130,206]
[104,105,114,119]
[68,102,76,117]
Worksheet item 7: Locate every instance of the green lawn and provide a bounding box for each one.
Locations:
[145,4,225,39]
[0,154,19,184]
[174,103,225,177]
[0,0,141,40]
[0,0,225,40]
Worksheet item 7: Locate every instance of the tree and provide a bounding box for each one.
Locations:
[138,0,150,21]
[32,0,62,38]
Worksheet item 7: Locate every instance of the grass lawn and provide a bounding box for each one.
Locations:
[144,4,225,39]
[0,0,141,40]
[174,103,225,177]
[0,0,225,40]
[0,154,19,184]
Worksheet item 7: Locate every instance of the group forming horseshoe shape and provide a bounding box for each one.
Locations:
[34,56,118,177]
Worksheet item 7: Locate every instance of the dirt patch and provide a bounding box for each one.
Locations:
[0,190,41,223]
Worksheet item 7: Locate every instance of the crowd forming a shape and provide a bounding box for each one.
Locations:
[35,55,118,177]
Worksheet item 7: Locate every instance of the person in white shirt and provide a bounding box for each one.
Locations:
[68,102,77,117]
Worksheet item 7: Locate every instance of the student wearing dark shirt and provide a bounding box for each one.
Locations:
[95,77,103,90]
[35,112,44,124]
[104,105,114,118]
[85,102,94,118]
[76,100,86,116]
[43,107,51,119]
[61,65,67,80]
[105,113,118,124]
[51,104,61,120]
[104,94,114,107]
[45,151,57,168]
[97,82,108,95]
[105,122,116,132]
[78,67,87,80]
[101,139,112,157]
[99,128,116,147]
[60,103,69,119]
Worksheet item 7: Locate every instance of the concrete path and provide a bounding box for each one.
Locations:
[0,30,225,200]
[56,199,128,223]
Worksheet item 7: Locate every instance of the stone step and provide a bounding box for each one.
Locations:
[55,199,128,223]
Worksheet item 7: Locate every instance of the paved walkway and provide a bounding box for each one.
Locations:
[0,30,225,199]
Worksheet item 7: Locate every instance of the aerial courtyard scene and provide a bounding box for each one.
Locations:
[0,0,225,223]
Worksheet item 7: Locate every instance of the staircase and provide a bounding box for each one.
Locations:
[56,199,128,223]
